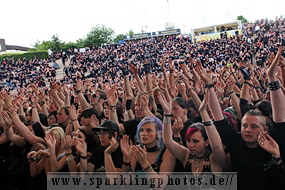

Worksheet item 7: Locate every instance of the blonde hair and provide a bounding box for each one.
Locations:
[46,127,65,156]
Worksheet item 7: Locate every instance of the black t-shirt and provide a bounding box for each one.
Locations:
[89,146,123,172]
[215,118,285,190]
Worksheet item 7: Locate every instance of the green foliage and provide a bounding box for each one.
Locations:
[31,24,119,51]
[83,25,115,47]
[113,34,124,43]
[0,51,48,61]
[237,15,248,24]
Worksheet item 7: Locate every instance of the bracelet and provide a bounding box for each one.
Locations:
[268,80,281,91]
[5,124,13,130]
[243,81,253,87]
[228,91,234,95]
[32,106,36,109]
[170,70,174,73]
[203,120,213,126]
[163,116,171,125]
[143,165,152,172]
[121,68,129,75]
[122,161,131,166]
[43,155,50,158]
[173,137,182,142]
[71,119,78,122]
[204,83,215,89]
[39,102,45,106]
[80,155,88,159]
[109,105,117,108]
[75,90,82,94]
[29,157,38,162]
[164,113,174,117]
[264,156,283,171]
[65,153,72,156]
[126,99,132,110]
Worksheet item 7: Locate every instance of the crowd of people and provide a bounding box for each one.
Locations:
[0,16,285,190]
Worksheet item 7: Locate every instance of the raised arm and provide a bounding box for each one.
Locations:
[76,79,91,110]
[158,91,189,162]
[199,90,226,171]
[129,63,145,92]
[267,48,285,122]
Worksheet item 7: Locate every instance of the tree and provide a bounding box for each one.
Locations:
[237,15,248,24]
[113,34,124,43]
[51,34,62,51]
[83,24,115,47]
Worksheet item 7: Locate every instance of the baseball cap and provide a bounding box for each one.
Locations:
[92,120,120,133]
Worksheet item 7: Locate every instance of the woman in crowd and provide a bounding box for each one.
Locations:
[160,90,226,176]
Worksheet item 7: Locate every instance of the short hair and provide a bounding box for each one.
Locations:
[135,91,154,107]
[243,109,266,127]
[59,106,70,115]
[254,101,272,119]
[80,108,98,118]
[136,116,164,150]
[185,122,208,142]
[95,89,107,100]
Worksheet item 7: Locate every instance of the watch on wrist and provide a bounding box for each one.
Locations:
[66,156,74,162]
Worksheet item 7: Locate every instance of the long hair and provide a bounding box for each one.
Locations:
[136,116,164,150]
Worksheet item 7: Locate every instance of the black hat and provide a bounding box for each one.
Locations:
[92,120,120,133]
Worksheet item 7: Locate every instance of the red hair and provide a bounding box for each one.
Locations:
[185,127,199,140]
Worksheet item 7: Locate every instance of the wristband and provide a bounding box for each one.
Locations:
[121,68,129,75]
[144,64,152,73]
[65,153,72,156]
[228,91,234,95]
[122,161,131,166]
[243,81,253,87]
[203,120,213,126]
[164,113,174,117]
[268,80,280,91]
[163,116,171,125]
[71,119,78,122]
[80,155,88,159]
[126,99,132,110]
[29,157,38,162]
[204,83,214,89]
[75,90,82,95]
[173,137,182,142]
[143,165,152,172]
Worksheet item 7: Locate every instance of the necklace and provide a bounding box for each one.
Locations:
[190,150,210,173]
[146,145,159,152]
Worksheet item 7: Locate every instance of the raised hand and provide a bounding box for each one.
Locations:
[107,88,118,107]
[64,135,75,152]
[90,115,99,128]
[172,117,183,137]
[156,91,172,113]
[132,145,148,166]
[74,138,87,155]
[105,137,119,154]
[120,135,133,158]
[267,47,283,79]
[199,89,209,113]
[139,94,150,113]
[1,111,12,126]
[68,105,78,121]
[130,64,138,75]
[258,131,280,158]
[45,133,56,149]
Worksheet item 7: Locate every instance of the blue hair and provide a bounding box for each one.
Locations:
[135,116,164,150]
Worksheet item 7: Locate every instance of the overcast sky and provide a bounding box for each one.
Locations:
[1,0,284,48]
